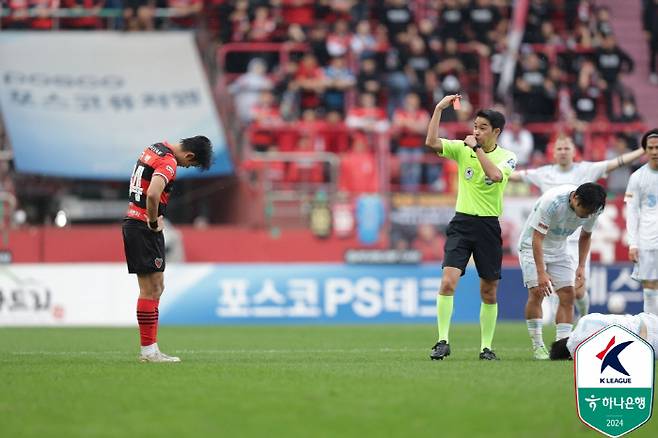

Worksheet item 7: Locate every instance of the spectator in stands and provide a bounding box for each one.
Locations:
[467,0,502,45]
[350,19,377,59]
[402,36,436,90]
[228,58,273,125]
[616,95,642,123]
[296,53,326,111]
[326,18,351,58]
[60,0,104,30]
[165,0,203,29]
[357,56,382,98]
[593,6,614,40]
[594,34,634,117]
[644,0,658,84]
[438,0,468,42]
[570,59,602,122]
[307,23,331,66]
[339,132,380,194]
[393,93,430,192]
[322,110,350,154]
[513,51,557,122]
[323,55,356,113]
[274,60,301,121]
[250,91,284,152]
[285,134,325,185]
[346,92,390,134]
[123,0,155,31]
[524,0,554,44]
[3,0,59,30]
[248,5,276,42]
[281,0,315,27]
[606,133,635,194]
[380,0,414,46]
[498,114,534,166]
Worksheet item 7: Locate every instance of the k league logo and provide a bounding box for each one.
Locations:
[575,325,654,437]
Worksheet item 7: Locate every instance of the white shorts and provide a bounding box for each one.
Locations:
[566,238,591,284]
[632,249,658,281]
[519,249,576,290]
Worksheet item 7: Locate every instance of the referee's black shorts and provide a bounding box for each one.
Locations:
[122,219,166,274]
[442,212,502,280]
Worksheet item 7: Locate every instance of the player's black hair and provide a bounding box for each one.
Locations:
[181,136,213,170]
[550,338,572,360]
[640,128,658,150]
[475,109,506,133]
[575,182,607,214]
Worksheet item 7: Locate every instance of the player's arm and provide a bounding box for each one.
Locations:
[508,170,525,182]
[464,135,503,182]
[531,229,552,296]
[425,94,461,154]
[604,146,645,172]
[624,176,640,262]
[146,175,166,232]
[576,229,592,289]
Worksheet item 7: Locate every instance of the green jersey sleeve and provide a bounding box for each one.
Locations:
[438,139,466,161]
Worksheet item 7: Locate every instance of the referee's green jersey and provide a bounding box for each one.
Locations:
[438,139,517,217]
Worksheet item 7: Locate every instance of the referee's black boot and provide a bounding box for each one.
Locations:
[430,340,450,360]
[479,348,499,360]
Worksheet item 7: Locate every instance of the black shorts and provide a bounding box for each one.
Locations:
[442,213,502,280]
[122,219,166,274]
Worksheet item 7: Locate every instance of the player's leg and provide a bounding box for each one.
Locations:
[520,249,549,359]
[573,253,591,319]
[430,217,471,360]
[636,249,658,315]
[551,256,576,340]
[473,218,502,360]
[555,285,575,340]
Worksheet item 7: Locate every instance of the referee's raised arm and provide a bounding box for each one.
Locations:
[425,94,461,154]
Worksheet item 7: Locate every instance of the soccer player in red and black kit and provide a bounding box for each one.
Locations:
[122,136,212,363]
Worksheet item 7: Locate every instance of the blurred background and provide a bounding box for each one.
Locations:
[0,0,655,325]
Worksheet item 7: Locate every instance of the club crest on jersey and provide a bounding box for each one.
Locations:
[166,165,174,174]
[154,258,163,269]
[465,167,474,180]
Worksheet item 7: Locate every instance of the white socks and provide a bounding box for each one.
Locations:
[141,343,158,356]
[526,319,544,348]
[644,289,658,315]
[556,323,573,340]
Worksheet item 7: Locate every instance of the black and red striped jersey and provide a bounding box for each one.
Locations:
[125,141,177,222]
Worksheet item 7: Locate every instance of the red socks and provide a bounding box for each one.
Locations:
[137,298,159,346]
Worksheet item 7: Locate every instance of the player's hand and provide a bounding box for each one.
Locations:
[148,215,165,233]
[628,247,639,263]
[464,135,478,148]
[538,272,554,297]
[435,94,461,111]
[575,266,585,290]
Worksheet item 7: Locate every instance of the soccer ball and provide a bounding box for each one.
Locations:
[607,293,627,314]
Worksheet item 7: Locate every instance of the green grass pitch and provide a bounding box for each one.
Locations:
[1,324,656,438]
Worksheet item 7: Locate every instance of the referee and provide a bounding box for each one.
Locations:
[425,95,517,360]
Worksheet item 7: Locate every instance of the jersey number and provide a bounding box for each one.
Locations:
[129,164,145,202]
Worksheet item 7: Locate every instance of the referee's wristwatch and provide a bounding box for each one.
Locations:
[472,143,483,152]
[148,219,159,230]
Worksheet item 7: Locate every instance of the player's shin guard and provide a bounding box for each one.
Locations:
[575,293,590,317]
[643,289,658,315]
[437,295,454,342]
[480,303,498,351]
[137,298,159,347]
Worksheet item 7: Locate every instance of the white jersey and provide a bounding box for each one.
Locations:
[518,185,600,260]
[567,312,658,358]
[624,164,658,250]
[521,161,608,243]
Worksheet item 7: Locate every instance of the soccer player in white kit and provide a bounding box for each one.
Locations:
[518,183,606,359]
[625,129,658,315]
[549,312,658,360]
[510,137,644,320]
